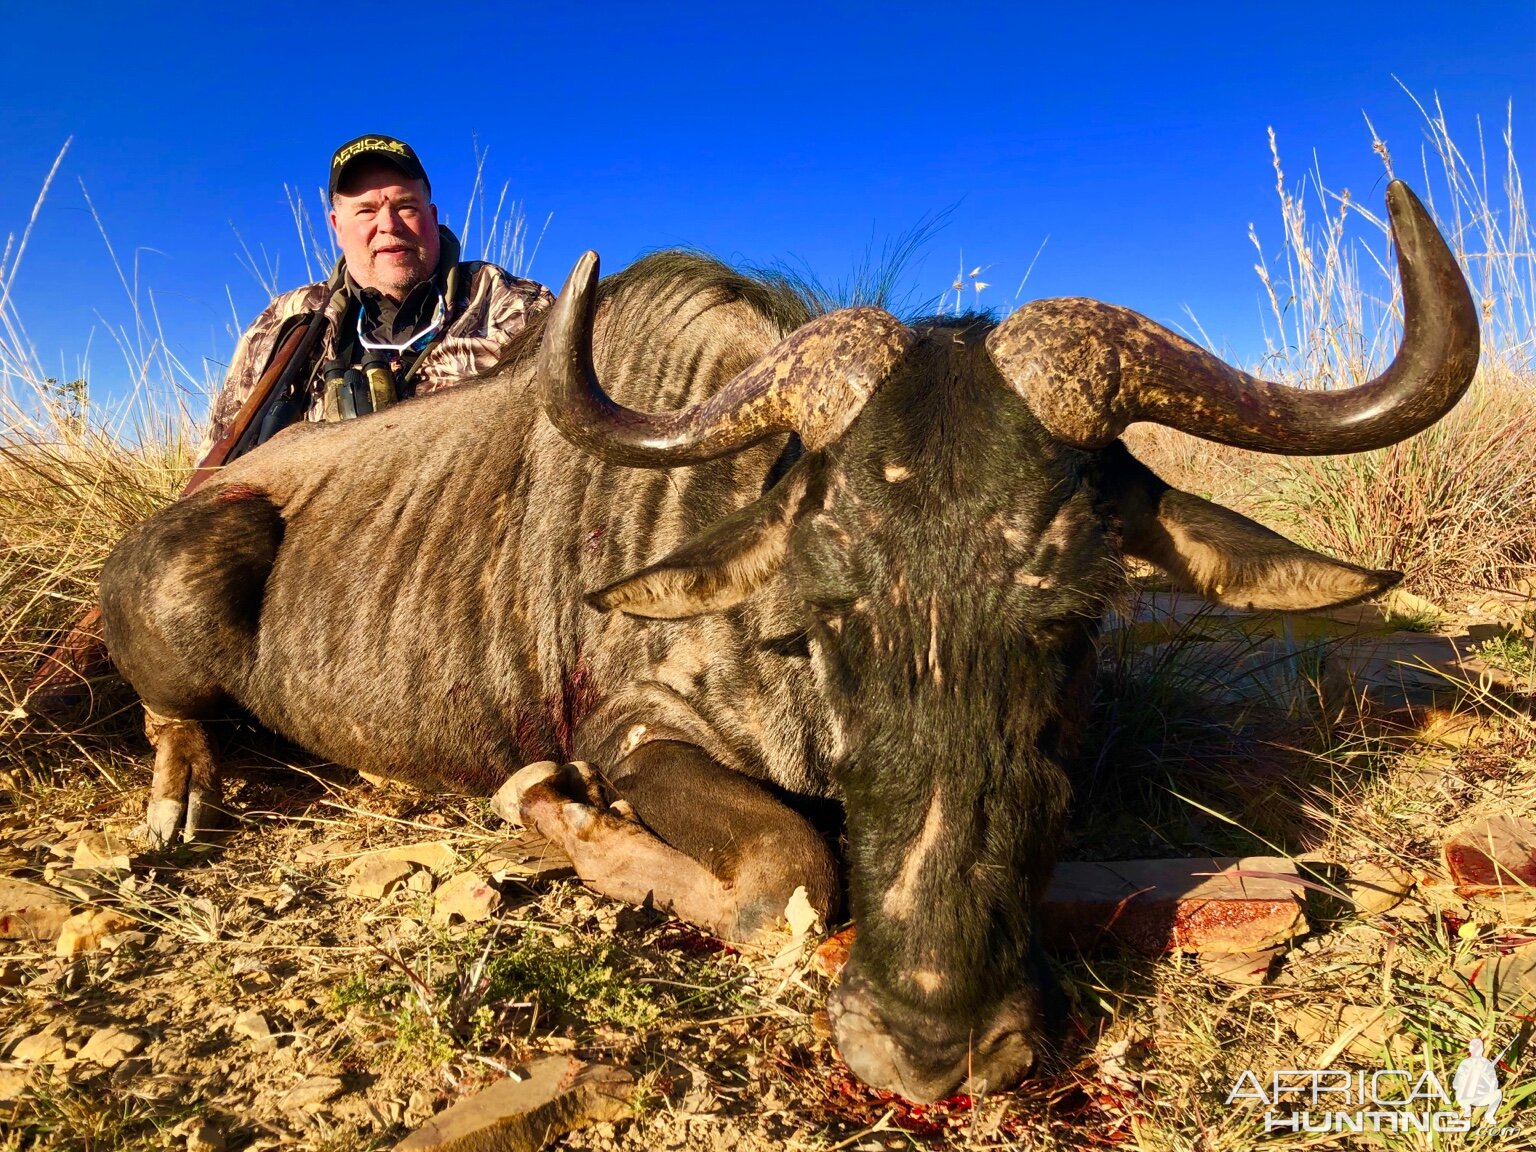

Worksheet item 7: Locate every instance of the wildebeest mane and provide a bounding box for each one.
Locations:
[482,249,821,380]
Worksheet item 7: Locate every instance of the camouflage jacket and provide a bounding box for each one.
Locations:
[196,247,552,466]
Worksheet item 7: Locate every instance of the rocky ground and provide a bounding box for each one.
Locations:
[0,590,1532,1151]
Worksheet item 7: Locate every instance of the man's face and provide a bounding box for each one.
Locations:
[330,160,440,299]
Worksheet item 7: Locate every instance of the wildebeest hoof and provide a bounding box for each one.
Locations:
[511,761,607,814]
[144,788,223,849]
[504,761,561,822]
[145,799,184,850]
[142,710,222,849]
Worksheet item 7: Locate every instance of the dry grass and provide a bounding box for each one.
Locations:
[1126,375,1536,607]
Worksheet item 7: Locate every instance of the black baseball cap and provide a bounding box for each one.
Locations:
[329,135,430,200]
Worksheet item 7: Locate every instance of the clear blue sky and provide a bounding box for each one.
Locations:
[1,2,1531,409]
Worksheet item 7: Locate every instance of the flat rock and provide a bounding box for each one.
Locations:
[432,872,501,926]
[473,831,574,882]
[378,841,460,877]
[55,908,137,957]
[46,867,120,903]
[1345,860,1415,914]
[1335,630,1518,716]
[1458,941,1536,1009]
[1445,814,1536,892]
[1293,1003,1403,1059]
[1042,856,1309,955]
[395,1056,633,1152]
[0,878,72,942]
[78,1025,145,1067]
[277,1074,343,1112]
[10,1030,68,1064]
[344,855,416,900]
[73,830,132,873]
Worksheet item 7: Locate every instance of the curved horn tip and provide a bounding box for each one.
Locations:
[562,250,600,297]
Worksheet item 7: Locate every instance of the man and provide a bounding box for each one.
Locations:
[196,134,552,464]
[27,136,551,712]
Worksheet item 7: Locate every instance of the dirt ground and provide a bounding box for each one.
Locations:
[1,595,1533,1151]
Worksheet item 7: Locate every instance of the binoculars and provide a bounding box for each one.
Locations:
[322,353,399,422]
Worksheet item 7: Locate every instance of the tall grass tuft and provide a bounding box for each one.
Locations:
[0,143,198,719]
[1254,381,1536,602]
[1131,89,1535,606]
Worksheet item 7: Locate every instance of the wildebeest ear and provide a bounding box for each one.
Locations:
[586,459,817,620]
[1104,444,1401,611]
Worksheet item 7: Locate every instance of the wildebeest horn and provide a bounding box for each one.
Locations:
[986,181,1480,454]
[538,251,915,466]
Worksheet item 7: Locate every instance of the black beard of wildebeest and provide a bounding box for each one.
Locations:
[98,181,1479,1104]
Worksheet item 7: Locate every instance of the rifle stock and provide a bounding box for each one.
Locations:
[183,311,321,495]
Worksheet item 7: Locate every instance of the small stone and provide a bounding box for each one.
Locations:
[812,926,856,981]
[405,1088,440,1128]
[0,1069,31,1105]
[11,1030,68,1064]
[1345,860,1415,914]
[431,873,501,926]
[47,868,119,903]
[55,909,137,957]
[233,1010,276,1052]
[277,1074,343,1112]
[1199,948,1280,985]
[184,1117,226,1152]
[73,830,133,874]
[78,1026,145,1067]
[407,869,436,894]
[394,1057,633,1152]
[1382,588,1445,627]
[344,855,416,900]
[0,1068,30,1101]
[0,878,73,942]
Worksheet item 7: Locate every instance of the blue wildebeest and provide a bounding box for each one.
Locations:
[99,182,1476,1102]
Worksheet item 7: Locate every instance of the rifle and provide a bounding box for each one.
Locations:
[25,265,344,710]
[184,260,345,495]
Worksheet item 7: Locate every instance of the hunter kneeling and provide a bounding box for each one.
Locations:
[26,134,552,711]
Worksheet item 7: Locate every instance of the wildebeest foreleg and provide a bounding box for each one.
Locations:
[514,742,837,944]
[143,709,221,848]
[99,483,283,846]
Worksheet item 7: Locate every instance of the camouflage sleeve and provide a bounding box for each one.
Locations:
[413,265,554,394]
[192,287,319,467]
[484,269,554,341]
